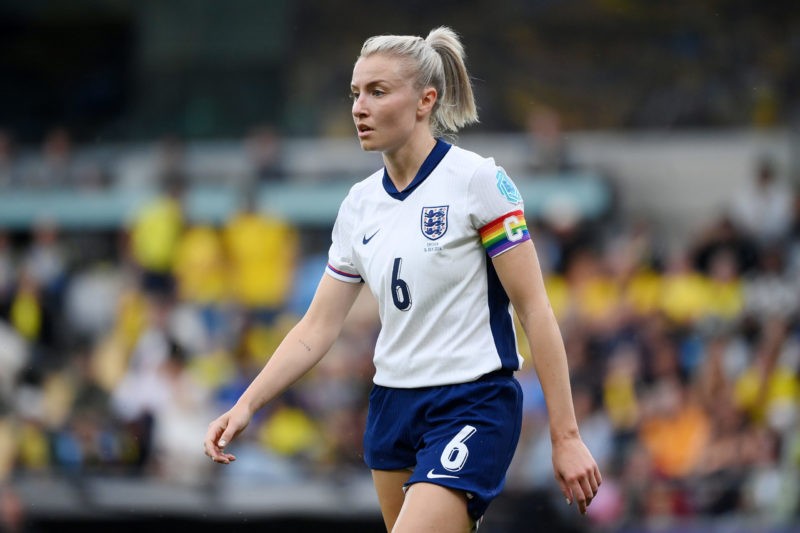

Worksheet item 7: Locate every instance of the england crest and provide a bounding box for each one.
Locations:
[421,205,449,240]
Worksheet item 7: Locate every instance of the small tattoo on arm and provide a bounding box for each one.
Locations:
[298,339,312,352]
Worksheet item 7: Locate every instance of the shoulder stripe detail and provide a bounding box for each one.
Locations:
[479,209,530,258]
[326,264,362,282]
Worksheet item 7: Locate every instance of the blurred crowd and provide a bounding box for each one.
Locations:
[0,125,799,533]
[510,159,800,529]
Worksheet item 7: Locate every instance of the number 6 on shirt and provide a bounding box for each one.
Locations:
[391,257,412,311]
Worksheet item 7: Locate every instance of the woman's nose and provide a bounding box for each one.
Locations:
[352,95,367,116]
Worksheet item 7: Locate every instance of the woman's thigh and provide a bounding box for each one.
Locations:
[393,481,473,533]
[372,469,412,531]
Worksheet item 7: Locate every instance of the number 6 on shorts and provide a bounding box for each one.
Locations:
[440,425,477,472]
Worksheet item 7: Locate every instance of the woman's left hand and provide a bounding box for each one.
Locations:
[552,435,602,515]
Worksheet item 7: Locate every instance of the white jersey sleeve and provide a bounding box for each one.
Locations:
[468,160,531,257]
[326,189,363,283]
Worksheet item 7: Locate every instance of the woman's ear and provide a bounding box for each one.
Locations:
[417,87,438,117]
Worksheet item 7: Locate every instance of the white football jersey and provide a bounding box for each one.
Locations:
[326,140,531,388]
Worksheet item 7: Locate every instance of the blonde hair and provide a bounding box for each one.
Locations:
[358,26,479,138]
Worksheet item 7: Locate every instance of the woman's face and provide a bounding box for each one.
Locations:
[351,53,426,153]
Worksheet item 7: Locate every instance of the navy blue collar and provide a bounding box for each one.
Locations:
[382,139,452,200]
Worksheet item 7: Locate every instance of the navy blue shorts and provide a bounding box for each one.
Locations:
[363,371,523,521]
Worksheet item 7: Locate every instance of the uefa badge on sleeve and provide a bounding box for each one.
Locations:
[496,170,522,204]
[421,205,449,240]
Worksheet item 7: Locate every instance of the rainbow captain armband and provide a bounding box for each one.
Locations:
[479,210,531,258]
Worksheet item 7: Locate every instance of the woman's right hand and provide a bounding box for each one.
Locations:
[204,405,252,464]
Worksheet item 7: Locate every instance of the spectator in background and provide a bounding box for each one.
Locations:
[171,221,229,346]
[601,343,642,467]
[788,188,800,276]
[86,281,148,395]
[0,319,27,533]
[0,129,23,189]
[127,176,186,300]
[733,318,798,433]
[0,325,25,519]
[114,133,191,191]
[36,345,115,476]
[244,123,286,185]
[702,247,744,323]
[21,218,68,316]
[153,134,191,191]
[742,245,799,325]
[659,245,717,327]
[0,232,14,307]
[729,156,793,247]
[148,339,217,486]
[0,321,28,440]
[637,375,710,505]
[25,126,78,189]
[222,196,299,327]
[691,213,759,278]
[524,104,574,175]
[109,293,177,474]
[1,267,58,369]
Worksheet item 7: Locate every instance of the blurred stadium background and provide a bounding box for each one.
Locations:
[1,1,800,532]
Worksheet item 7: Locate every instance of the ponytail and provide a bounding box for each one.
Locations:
[424,26,479,137]
[358,26,479,138]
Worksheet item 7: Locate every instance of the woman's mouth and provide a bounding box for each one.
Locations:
[357,124,373,137]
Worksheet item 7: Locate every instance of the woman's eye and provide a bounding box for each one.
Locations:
[372,90,384,97]
[349,92,359,101]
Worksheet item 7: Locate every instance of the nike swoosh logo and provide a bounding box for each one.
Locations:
[426,468,459,479]
[362,229,379,245]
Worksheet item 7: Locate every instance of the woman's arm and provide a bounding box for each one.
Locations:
[492,240,601,514]
[204,274,363,463]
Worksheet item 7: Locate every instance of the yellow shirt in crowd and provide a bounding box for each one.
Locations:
[129,196,183,273]
[223,211,298,309]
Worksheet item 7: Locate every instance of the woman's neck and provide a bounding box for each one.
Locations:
[383,134,437,191]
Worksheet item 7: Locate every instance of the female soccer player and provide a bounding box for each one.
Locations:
[204,26,601,532]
